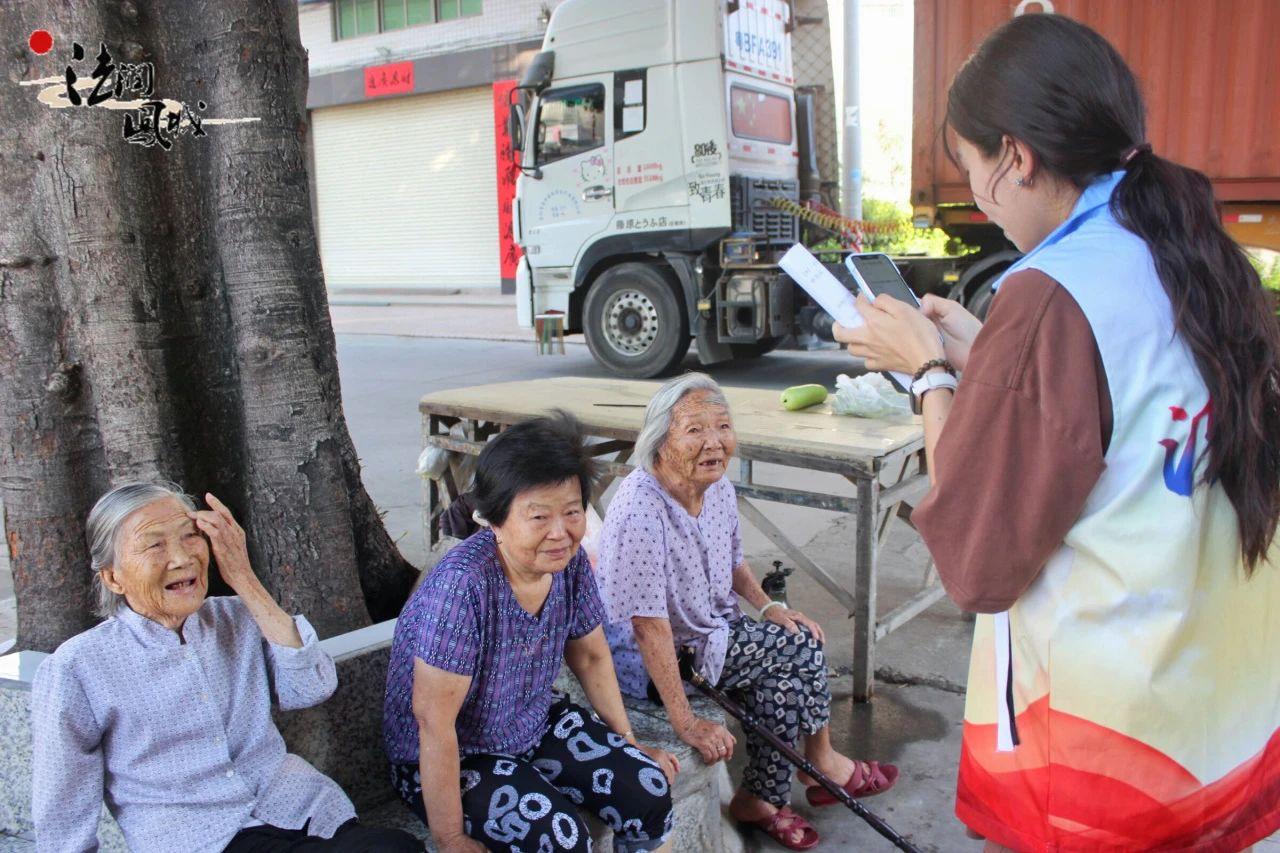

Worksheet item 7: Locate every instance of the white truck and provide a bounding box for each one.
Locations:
[508,0,837,377]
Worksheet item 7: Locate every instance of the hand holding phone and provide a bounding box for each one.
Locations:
[842,254,946,390]
[919,295,983,372]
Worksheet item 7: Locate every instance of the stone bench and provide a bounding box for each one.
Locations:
[0,624,742,852]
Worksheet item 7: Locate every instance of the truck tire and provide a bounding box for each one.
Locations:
[948,249,1021,321]
[583,262,691,378]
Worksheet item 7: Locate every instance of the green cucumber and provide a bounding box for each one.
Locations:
[780,384,828,411]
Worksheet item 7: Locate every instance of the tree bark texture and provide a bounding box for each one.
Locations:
[0,0,418,651]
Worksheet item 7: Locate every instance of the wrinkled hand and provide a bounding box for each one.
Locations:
[919,294,982,371]
[833,294,946,376]
[638,743,681,784]
[189,494,259,595]
[763,606,825,644]
[438,834,484,853]
[676,715,736,764]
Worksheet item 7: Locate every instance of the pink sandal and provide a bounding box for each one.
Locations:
[738,806,820,850]
[805,760,899,806]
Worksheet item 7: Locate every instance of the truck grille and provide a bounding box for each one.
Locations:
[730,177,800,244]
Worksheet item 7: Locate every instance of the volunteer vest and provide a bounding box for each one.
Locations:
[957,172,1280,851]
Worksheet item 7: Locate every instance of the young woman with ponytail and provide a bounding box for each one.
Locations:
[834,13,1280,852]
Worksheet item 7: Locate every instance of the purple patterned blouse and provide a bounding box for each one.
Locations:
[383,529,606,762]
[595,469,744,698]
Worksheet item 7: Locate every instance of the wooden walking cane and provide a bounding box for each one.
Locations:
[677,651,922,853]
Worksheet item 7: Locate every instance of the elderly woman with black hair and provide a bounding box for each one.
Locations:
[382,413,678,853]
[594,373,898,851]
[31,482,419,853]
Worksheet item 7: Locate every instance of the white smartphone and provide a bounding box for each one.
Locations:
[842,253,941,396]
[842,252,923,308]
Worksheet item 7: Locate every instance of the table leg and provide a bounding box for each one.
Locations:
[426,414,442,550]
[852,476,880,702]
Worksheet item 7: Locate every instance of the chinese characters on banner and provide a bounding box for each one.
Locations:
[492,79,523,293]
[364,61,414,98]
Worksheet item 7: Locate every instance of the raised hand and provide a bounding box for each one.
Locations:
[188,493,259,595]
[190,493,302,648]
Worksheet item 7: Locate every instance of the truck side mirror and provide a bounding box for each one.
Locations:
[507,102,525,160]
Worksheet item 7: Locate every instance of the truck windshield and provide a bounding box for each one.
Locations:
[535,84,606,166]
[729,85,792,145]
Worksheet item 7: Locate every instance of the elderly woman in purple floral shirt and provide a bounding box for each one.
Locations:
[595,374,899,851]
[383,413,678,853]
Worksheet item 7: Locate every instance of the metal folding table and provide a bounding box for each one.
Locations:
[419,377,939,701]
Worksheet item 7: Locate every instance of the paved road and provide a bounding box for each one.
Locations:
[336,334,865,569]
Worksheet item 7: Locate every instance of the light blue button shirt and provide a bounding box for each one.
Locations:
[31,596,355,853]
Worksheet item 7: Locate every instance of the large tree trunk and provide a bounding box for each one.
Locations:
[0,0,418,651]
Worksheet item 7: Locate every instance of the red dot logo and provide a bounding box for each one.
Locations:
[29,30,53,55]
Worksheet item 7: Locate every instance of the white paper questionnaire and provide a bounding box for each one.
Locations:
[779,244,912,390]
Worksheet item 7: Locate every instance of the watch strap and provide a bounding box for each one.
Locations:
[910,371,958,414]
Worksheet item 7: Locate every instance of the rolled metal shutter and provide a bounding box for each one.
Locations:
[311,85,500,291]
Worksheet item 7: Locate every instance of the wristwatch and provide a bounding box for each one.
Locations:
[909,371,958,414]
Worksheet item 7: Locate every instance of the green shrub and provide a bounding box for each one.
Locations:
[808,197,971,257]
[1249,250,1280,292]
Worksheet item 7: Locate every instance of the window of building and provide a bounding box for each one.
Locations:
[439,0,483,21]
[535,84,606,166]
[334,0,479,39]
[383,0,436,29]
[729,84,793,145]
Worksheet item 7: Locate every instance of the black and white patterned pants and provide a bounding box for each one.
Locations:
[393,696,673,853]
[718,615,831,807]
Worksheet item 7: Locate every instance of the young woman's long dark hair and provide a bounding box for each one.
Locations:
[945,13,1280,573]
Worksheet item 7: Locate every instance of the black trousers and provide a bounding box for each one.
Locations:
[222,818,421,852]
[393,696,673,852]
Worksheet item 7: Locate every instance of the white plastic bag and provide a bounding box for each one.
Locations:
[830,373,912,418]
[415,424,478,487]
[415,446,450,480]
[579,504,605,570]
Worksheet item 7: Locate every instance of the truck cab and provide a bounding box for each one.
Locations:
[510,0,823,377]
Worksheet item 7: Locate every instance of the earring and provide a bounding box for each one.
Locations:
[1014,177,1026,187]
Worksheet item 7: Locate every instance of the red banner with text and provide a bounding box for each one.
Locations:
[364,61,414,98]
[493,80,522,292]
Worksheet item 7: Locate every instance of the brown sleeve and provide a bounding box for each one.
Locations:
[912,269,1113,613]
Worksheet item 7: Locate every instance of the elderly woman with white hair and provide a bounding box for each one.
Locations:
[595,373,899,851]
[30,482,420,853]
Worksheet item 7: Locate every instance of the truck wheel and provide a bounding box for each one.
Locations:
[967,276,998,320]
[583,262,690,378]
[950,249,1021,321]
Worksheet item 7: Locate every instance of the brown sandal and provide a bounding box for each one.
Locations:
[737,805,820,850]
[805,760,899,806]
